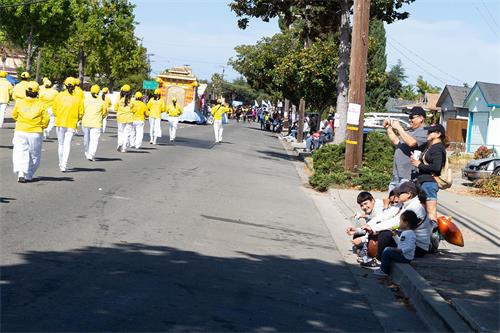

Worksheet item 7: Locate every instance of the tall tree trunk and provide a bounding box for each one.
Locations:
[25,25,34,73]
[78,47,85,83]
[35,49,42,82]
[298,5,313,143]
[333,0,351,144]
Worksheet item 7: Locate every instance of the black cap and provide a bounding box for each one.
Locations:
[394,181,418,196]
[425,124,446,137]
[409,106,426,118]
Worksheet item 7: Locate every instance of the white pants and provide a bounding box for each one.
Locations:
[0,103,6,128]
[117,122,133,149]
[44,107,55,138]
[169,116,179,141]
[149,117,162,142]
[83,127,101,159]
[102,115,108,133]
[214,120,223,142]
[56,127,75,169]
[132,121,144,148]
[12,131,43,179]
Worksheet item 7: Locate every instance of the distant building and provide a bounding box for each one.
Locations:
[384,97,415,113]
[0,43,24,76]
[463,81,500,154]
[436,85,471,144]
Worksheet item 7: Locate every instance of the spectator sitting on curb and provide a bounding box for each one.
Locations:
[305,120,333,151]
[384,106,428,193]
[383,190,400,210]
[373,210,419,277]
[358,182,433,270]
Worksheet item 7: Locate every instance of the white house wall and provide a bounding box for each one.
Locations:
[487,108,500,155]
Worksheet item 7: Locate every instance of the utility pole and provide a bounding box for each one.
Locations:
[345,0,371,171]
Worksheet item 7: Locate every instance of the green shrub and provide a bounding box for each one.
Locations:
[308,143,349,191]
[475,176,500,197]
[352,167,392,191]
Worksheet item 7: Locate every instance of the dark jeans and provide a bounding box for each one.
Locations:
[376,230,396,259]
[381,247,411,274]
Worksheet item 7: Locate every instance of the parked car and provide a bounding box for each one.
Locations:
[363,115,410,134]
[462,157,500,181]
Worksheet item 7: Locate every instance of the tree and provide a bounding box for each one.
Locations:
[365,19,389,113]
[399,84,419,101]
[386,59,406,97]
[416,75,441,95]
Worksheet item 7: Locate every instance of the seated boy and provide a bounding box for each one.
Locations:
[346,192,384,249]
[374,210,419,276]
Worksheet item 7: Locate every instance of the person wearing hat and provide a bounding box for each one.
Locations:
[166,96,183,143]
[411,124,447,222]
[101,87,112,132]
[82,85,106,161]
[359,181,433,269]
[383,106,428,192]
[114,84,135,152]
[12,72,31,101]
[131,91,148,149]
[0,71,13,128]
[11,81,49,182]
[40,79,58,139]
[147,88,165,144]
[52,77,84,172]
[211,99,228,143]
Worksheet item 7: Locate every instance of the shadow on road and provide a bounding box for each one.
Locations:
[256,150,297,162]
[0,145,13,150]
[0,243,381,332]
[67,167,106,173]
[31,176,74,182]
[125,150,150,154]
[94,157,123,162]
[0,197,16,203]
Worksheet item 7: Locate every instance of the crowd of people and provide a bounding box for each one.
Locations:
[284,114,334,152]
[347,106,448,277]
[0,71,228,183]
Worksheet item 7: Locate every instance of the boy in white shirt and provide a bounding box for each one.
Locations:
[374,210,419,276]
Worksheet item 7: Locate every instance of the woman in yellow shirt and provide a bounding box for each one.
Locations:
[39,79,58,139]
[101,87,112,132]
[131,91,149,149]
[82,85,106,161]
[11,81,49,182]
[147,89,165,144]
[114,84,134,152]
[166,96,183,142]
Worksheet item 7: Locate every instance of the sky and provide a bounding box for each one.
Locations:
[132,0,500,88]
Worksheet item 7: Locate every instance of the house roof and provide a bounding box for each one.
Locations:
[477,82,500,106]
[400,93,441,112]
[436,85,471,108]
[158,66,197,82]
[385,97,415,111]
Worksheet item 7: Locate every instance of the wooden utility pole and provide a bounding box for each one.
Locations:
[345,0,371,171]
[297,98,305,142]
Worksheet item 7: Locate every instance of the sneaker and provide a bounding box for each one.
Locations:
[60,166,67,172]
[17,177,26,183]
[373,269,387,277]
[360,258,380,270]
[121,148,127,153]
[149,141,153,144]
[430,231,440,253]
[116,145,122,152]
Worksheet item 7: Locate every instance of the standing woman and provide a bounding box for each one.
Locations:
[101,87,112,132]
[40,79,58,139]
[52,77,84,172]
[211,99,227,143]
[82,85,106,161]
[115,84,134,153]
[411,124,447,223]
[12,81,49,182]
[0,71,13,128]
[166,96,183,142]
[131,91,148,149]
[147,88,165,144]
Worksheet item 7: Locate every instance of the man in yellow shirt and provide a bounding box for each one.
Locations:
[211,99,228,143]
[0,71,13,128]
[166,96,183,143]
[131,91,148,149]
[52,77,84,172]
[101,87,112,132]
[147,88,166,144]
[12,71,30,101]
[11,81,49,182]
[114,84,134,152]
[82,85,106,161]
[40,79,58,139]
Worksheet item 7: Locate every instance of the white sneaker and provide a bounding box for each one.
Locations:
[60,166,67,172]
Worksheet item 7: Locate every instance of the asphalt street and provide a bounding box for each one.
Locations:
[1,117,422,331]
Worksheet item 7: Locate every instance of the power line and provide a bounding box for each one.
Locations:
[0,0,50,8]
[387,41,448,85]
[473,3,500,40]
[388,36,464,84]
[480,0,500,31]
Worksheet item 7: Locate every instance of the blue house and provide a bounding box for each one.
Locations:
[464,82,500,154]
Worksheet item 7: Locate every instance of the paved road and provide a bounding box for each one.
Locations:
[1,118,419,331]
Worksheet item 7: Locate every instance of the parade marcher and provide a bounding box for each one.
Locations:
[52,77,84,172]
[39,77,50,95]
[0,71,13,128]
[211,99,227,143]
[11,81,49,182]
[166,96,183,142]
[82,85,106,161]
[39,79,58,139]
[131,91,148,149]
[101,87,112,132]
[12,72,30,101]
[115,84,134,152]
[147,88,165,144]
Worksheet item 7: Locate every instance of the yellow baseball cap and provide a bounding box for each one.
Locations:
[0,71,7,78]
[135,91,143,99]
[121,84,131,92]
[154,88,161,95]
[20,72,30,79]
[90,84,100,94]
[26,81,39,93]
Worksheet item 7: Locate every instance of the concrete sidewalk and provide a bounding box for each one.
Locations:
[279,135,500,332]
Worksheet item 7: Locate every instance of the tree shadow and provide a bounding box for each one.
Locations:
[0,197,16,203]
[30,176,74,182]
[1,243,383,332]
[257,150,297,162]
[94,157,122,162]
[67,167,106,173]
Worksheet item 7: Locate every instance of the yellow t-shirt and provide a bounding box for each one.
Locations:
[0,78,13,104]
[132,100,149,121]
[211,104,227,120]
[39,88,58,109]
[115,97,134,124]
[53,90,84,129]
[12,80,29,101]
[147,98,165,119]
[166,103,183,117]
[82,96,106,128]
[12,98,49,133]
